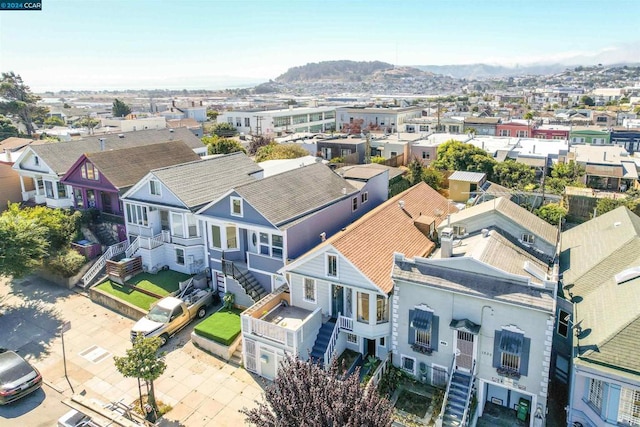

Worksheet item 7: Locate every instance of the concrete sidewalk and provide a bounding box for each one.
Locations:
[0,276,266,426]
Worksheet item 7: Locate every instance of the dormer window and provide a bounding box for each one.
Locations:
[326,254,338,278]
[81,163,99,181]
[230,197,243,217]
[521,233,535,244]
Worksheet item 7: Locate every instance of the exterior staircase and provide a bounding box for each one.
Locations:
[310,320,336,366]
[91,221,120,247]
[442,370,473,427]
[230,340,243,366]
[221,260,267,303]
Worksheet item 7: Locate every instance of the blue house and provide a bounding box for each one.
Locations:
[562,207,640,427]
[610,127,640,153]
[196,162,388,308]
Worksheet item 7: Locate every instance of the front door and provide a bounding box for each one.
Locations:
[101,191,112,213]
[455,331,475,371]
[332,285,344,318]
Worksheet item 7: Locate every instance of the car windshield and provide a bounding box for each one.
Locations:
[0,353,35,386]
[146,306,172,323]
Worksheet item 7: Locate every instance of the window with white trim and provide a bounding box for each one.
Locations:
[376,295,389,324]
[171,212,184,237]
[379,337,386,347]
[126,204,149,226]
[326,254,337,277]
[176,248,185,265]
[588,378,604,412]
[521,233,535,244]
[303,278,316,303]
[452,225,466,236]
[149,180,161,196]
[361,192,368,204]
[346,333,358,344]
[226,225,238,249]
[401,355,416,374]
[210,225,221,248]
[230,197,243,216]
[352,196,358,211]
[618,387,640,426]
[272,235,283,259]
[357,292,369,324]
[81,163,99,181]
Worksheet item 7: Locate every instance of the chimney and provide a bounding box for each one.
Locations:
[440,227,454,258]
[98,137,106,151]
[320,232,326,242]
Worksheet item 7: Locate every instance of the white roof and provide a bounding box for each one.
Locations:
[258,156,327,178]
[467,136,518,154]
[512,138,569,158]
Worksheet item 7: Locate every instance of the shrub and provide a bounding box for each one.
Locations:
[46,249,87,277]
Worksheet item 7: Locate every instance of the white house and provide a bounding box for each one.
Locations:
[217,106,337,136]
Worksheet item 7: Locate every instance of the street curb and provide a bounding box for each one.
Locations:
[43,379,66,394]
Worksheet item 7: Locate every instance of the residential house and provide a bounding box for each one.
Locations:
[158,100,207,122]
[405,117,464,134]
[496,120,532,138]
[121,152,263,275]
[197,162,388,307]
[100,116,167,133]
[610,127,640,153]
[391,197,558,426]
[531,125,570,140]
[217,106,336,136]
[463,117,501,136]
[12,128,206,208]
[166,118,203,138]
[561,207,640,427]
[336,106,422,134]
[448,171,487,203]
[240,182,452,379]
[316,136,367,163]
[569,144,638,191]
[410,133,472,167]
[0,137,38,210]
[591,111,617,128]
[569,127,611,145]
[60,140,200,223]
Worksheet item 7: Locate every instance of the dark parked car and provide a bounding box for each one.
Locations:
[0,350,42,405]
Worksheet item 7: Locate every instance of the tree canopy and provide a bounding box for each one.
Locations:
[580,95,595,107]
[202,135,246,155]
[112,98,132,118]
[432,139,496,177]
[0,72,49,136]
[75,116,100,134]
[209,121,237,137]
[545,161,586,194]
[255,143,309,162]
[241,355,393,427]
[535,203,567,226]
[44,116,65,127]
[492,160,537,190]
[0,115,19,140]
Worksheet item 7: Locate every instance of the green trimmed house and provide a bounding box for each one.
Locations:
[562,207,640,427]
[569,126,611,145]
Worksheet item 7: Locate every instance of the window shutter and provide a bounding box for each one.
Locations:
[431,316,439,351]
[493,330,502,368]
[408,310,416,345]
[520,337,531,376]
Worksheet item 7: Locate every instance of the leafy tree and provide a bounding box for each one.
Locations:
[371,156,386,164]
[0,204,49,277]
[523,111,534,120]
[492,160,536,190]
[0,72,49,136]
[210,122,237,137]
[112,98,132,118]
[0,115,19,140]
[248,135,272,156]
[114,335,166,414]
[241,355,393,427]
[407,158,423,185]
[535,203,567,226]
[422,166,444,190]
[202,135,246,155]
[545,161,586,194]
[206,110,219,121]
[255,143,309,162]
[596,197,637,216]
[580,95,595,107]
[75,116,100,134]
[44,116,65,127]
[432,139,496,177]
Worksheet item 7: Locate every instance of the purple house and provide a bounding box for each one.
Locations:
[61,140,200,218]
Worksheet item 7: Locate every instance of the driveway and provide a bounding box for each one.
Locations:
[0,276,265,427]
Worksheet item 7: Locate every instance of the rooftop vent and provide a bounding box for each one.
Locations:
[169,128,174,133]
[320,232,326,242]
[614,266,640,284]
[118,134,124,138]
[399,200,405,209]
[614,221,622,227]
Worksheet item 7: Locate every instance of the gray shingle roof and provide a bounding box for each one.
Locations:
[30,128,204,175]
[561,206,640,375]
[152,152,262,210]
[234,162,357,228]
[448,171,486,183]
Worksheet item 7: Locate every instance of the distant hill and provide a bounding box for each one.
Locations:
[412,63,571,79]
[276,60,396,83]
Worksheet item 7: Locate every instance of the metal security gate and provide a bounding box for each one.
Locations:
[456,331,474,371]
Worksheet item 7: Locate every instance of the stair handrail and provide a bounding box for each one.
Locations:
[81,240,129,287]
[460,359,477,427]
[124,236,139,258]
[437,353,457,426]
[222,258,257,298]
[323,315,341,368]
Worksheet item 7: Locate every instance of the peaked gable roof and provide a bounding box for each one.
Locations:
[28,128,204,175]
[151,152,262,210]
[285,182,455,294]
[233,162,357,228]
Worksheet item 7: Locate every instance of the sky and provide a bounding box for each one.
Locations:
[1,0,639,91]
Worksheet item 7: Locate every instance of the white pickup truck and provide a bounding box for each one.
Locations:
[131,282,213,346]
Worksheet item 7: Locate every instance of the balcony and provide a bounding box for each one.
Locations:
[170,234,204,247]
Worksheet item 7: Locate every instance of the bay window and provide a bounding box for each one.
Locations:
[357,292,369,323]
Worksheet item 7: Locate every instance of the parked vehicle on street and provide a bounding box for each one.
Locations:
[131,279,213,346]
[0,349,42,405]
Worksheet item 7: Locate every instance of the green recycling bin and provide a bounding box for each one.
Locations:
[517,397,530,422]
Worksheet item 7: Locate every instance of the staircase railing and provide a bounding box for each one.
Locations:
[124,236,140,258]
[461,360,477,427]
[437,353,457,427]
[222,258,258,299]
[323,316,341,368]
[338,314,353,332]
[81,240,128,287]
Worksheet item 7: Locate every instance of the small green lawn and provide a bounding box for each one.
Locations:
[127,271,190,296]
[95,280,158,310]
[194,308,242,346]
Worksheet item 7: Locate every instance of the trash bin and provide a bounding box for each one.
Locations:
[517,397,530,422]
